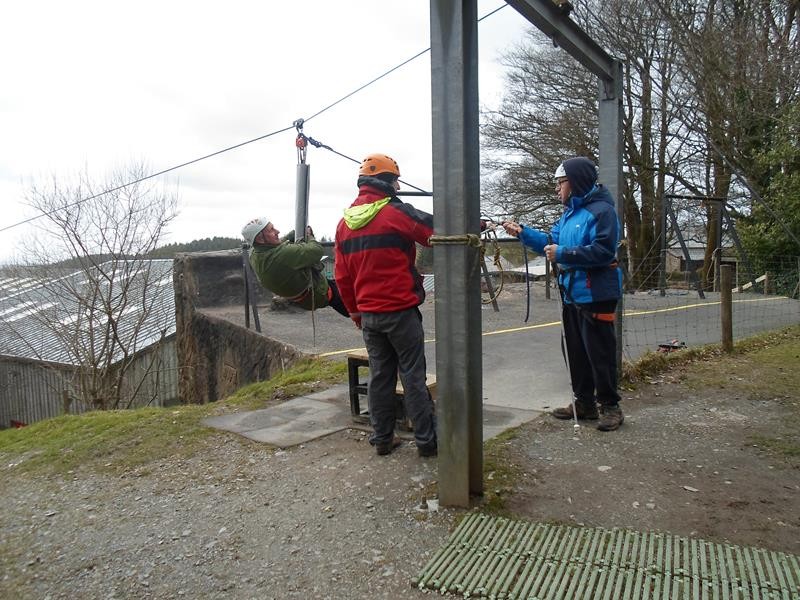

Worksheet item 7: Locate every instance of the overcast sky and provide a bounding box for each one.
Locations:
[0,1,532,262]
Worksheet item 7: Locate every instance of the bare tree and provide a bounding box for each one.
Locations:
[481,0,799,290]
[481,1,685,289]
[481,31,597,230]
[4,164,177,410]
[658,0,800,283]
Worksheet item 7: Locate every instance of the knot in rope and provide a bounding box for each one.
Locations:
[428,233,485,280]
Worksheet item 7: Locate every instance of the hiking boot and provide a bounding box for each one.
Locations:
[375,436,403,456]
[551,402,598,421]
[597,405,624,431]
[417,444,438,458]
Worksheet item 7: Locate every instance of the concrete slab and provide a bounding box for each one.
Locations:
[203,386,543,448]
[202,397,352,448]
[482,404,540,440]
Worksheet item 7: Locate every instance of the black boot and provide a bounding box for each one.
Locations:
[551,402,598,420]
[597,405,624,431]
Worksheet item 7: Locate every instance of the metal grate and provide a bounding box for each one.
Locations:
[414,514,800,599]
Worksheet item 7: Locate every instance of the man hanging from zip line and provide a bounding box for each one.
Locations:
[502,156,624,432]
[241,218,349,317]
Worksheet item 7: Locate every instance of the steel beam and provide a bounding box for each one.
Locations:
[505,0,617,81]
[430,0,483,507]
[598,61,624,374]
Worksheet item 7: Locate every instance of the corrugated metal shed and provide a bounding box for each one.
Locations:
[0,260,175,364]
[0,260,178,428]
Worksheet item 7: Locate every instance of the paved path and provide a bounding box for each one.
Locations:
[204,282,798,444]
[203,384,539,448]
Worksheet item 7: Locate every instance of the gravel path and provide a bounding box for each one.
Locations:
[2,351,799,599]
[1,431,452,599]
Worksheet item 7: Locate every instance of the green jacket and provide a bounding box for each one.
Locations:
[249,237,329,311]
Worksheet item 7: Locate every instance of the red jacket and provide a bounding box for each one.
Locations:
[334,178,433,314]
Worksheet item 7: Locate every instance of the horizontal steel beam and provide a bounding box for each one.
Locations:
[505,0,617,82]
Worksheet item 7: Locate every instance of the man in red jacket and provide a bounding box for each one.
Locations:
[334,153,437,458]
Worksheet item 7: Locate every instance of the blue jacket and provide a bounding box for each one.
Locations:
[519,184,622,304]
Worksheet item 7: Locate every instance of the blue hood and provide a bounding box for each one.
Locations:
[563,157,598,197]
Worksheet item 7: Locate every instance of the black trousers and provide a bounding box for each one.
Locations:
[562,302,621,407]
[361,307,437,450]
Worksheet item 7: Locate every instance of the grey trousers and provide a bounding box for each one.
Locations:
[361,307,437,450]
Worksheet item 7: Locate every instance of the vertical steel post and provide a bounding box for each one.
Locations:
[720,264,733,352]
[430,0,483,507]
[598,60,624,376]
[295,164,310,242]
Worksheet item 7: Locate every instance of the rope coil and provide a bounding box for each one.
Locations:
[481,228,504,304]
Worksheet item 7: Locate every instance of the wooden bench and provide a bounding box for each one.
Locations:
[346,348,437,430]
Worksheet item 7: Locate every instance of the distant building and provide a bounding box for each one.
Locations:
[0,260,178,428]
[665,246,738,273]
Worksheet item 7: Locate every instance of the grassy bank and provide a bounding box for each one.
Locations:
[3,325,798,481]
[0,358,346,476]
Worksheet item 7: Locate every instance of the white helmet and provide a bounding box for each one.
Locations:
[554,163,567,179]
[242,217,269,245]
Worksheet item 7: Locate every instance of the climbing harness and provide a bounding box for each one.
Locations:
[557,259,620,324]
[282,287,311,304]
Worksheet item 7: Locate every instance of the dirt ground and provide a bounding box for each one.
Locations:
[500,371,800,555]
[1,347,799,599]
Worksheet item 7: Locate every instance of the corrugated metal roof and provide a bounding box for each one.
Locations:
[0,260,175,365]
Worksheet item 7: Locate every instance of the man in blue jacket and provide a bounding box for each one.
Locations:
[503,157,624,431]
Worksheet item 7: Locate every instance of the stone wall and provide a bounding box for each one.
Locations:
[173,249,304,405]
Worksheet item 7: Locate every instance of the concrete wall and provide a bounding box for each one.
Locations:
[173,249,305,405]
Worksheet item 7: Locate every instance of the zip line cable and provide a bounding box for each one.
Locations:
[0,3,509,236]
[301,48,431,125]
[302,3,508,124]
[300,133,431,194]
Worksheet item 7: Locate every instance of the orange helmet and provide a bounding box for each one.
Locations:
[358,153,400,178]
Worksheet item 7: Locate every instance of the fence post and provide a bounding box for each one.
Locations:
[796,257,800,298]
[62,390,71,415]
[720,264,733,352]
[764,271,771,295]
